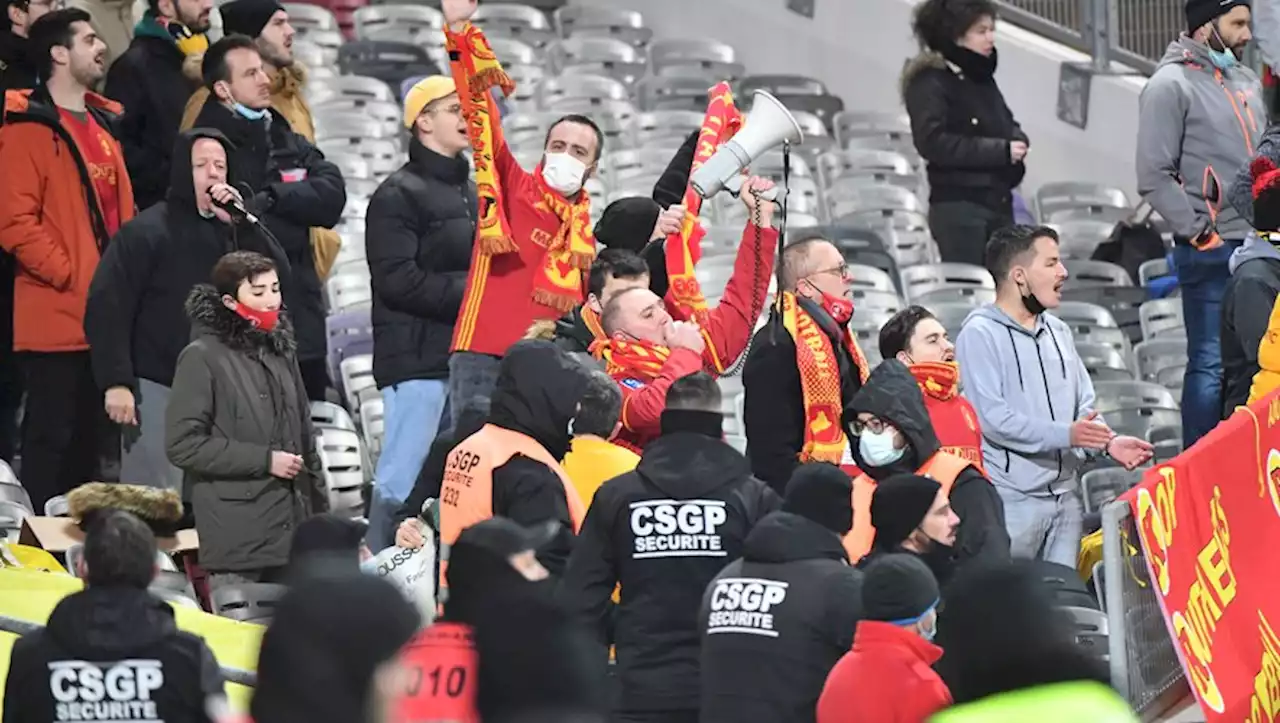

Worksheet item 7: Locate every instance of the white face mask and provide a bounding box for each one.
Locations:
[858,427,905,467]
[542,152,587,196]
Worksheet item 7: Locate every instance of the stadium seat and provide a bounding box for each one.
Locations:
[327,272,373,313]
[832,111,911,150]
[1139,298,1185,339]
[648,37,738,76]
[339,355,377,413]
[1063,260,1132,288]
[1081,467,1143,515]
[311,400,359,432]
[326,308,374,382]
[1134,338,1188,382]
[538,73,630,108]
[211,583,287,624]
[899,262,994,300]
[337,41,441,95]
[316,427,369,516]
[847,264,897,294]
[1035,181,1129,222]
[553,6,651,47]
[549,36,646,85]
[1076,342,1133,381]
[913,286,995,308]
[0,485,32,515]
[1091,380,1178,414]
[44,495,70,517]
[352,4,442,39]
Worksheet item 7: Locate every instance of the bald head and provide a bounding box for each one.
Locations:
[781,238,841,292]
[601,286,669,341]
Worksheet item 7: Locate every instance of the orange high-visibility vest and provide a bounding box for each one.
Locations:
[438,424,586,592]
[843,451,973,563]
[396,622,479,723]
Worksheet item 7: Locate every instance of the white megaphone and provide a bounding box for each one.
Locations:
[689,90,805,202]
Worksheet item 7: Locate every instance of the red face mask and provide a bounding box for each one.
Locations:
[233,302,280,332]
[818,289,854,326]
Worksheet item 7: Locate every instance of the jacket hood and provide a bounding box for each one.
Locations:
[1158,35,1221,72]
[408,138,471,184]
[47,587,178,657]
[900,49,947,98]
[271,62,307,96]
[489,340,590,461]
[635,433,754,498]
[184,283,297,356]
[743,511,849,564]
[847,359,940,478]
[67,482,184,537]
[167,127,237,208]
[3,86,123,119]
[1230,232,1280,273]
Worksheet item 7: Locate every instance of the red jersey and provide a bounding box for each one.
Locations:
[59,108,123,236]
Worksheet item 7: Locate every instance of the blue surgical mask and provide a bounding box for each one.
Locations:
[920,610,939,642]
[858,427,905,467]
[1208,26,1239,69]
[233,101,269,121]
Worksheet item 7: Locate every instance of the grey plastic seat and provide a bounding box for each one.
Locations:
[282,2,336,35]
[1105,406,1182,440]
[832,111,912,149]
[1060,605,1110,661]
[1063,259,1132,288]
[826,182,924,219]
[1076,342,1133,381]
[315,113,398,143]
[315,427,367,516]
[352,4,442,40]
[484,35,540,66]
[327,152,372,181]
[1147,424,1183,462]
[44,495,69,517]
[0,500,30,542]
[1061,286,1147,341]
[1139,298,1185,339]
[648,38,736,72]
[931,302,976,340]
[1054,301,1119,329]
[545,99,636,135]
[473,2,551,30]
[818,150,919,192]
[539,73,629,108]
[1045,205,1133,225]
[738,74,828,97]
[339,354,377,412]
[850,289,904,316]
[308,75,396,106]
[1036,182,1129,221]
[1139,258,1171,287]
[1053,219,1118,259]
[302,28,344,58]
[1155,365,1186,399]
[550,36,645,84]
[211,583,288,624]
[846,264,896,294]
[0,459,18,487]
[1134,337,1188,381]
[0,484,32,514]
[359,397,386,466]
[320,137,404,177]
[311,401,359,432]
[553,6,651,46]
[900,263,994,300]
[327,272,373,313]
[291,40,330,68]
[634,75,718,113]
[914,286,996,307]
[1081,468,1143,514]
[312,97,401,129]
[1091,380,1178,414]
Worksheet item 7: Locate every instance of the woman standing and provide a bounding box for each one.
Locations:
[166,251,328,593]
[903,0,1029,266]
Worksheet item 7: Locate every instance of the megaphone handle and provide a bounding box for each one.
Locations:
[723,175,782,202]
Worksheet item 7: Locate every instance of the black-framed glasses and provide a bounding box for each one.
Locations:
[850,416,890,435]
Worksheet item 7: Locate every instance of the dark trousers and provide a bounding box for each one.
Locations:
[0,348,22,463]
[298,357,330,402]
[612,711,698,723]
[927,200,1014,267]
[20,350,120,513]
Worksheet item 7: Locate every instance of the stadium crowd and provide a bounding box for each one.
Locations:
[0,0,1273,720]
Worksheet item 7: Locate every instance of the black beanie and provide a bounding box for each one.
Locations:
[220,0,285,38]
[870,474,942,550]
[863,553,940,622]
[783,462,855,535]
[288,513,368,570]
[593,197,661,253]
[1186,0,1249,32]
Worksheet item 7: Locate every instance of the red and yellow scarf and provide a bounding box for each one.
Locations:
[780,292,871,464]
[910,361,959,401]
[580,304,605,340]
[665,82,745,322]
[591,337,671,380]
[447,22,594,312]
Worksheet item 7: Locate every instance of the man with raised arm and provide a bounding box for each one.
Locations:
[593,177,778,454]
[440,0,601,426]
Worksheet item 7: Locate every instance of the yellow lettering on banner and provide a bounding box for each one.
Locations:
[1170,485,1235,715]
[1137,468,1179,596]
[1248,612,1280,723]
[1268,396,1280,428]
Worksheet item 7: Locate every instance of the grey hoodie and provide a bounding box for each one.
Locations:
[1136,36,1264,241]
[955,304,1099,496]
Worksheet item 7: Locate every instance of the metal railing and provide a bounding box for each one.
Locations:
[996,0,1186,75]
[1101,500,1188,721]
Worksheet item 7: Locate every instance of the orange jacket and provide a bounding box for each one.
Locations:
[0,89,135,352]
[844,451,970,564]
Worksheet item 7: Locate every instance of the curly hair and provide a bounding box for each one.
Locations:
[912,0,998,51]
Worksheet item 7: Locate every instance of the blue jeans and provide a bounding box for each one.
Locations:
[367,379,448,552]
[446,352,502,432]
[1172,242,1239,448]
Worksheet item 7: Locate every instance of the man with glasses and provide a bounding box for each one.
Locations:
[362,75,476,552]
[743,236,871,494]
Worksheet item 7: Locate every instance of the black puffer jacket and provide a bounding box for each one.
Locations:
[901,47,1027,210]
[191,100,345,363]
[104,26,202,210]
[700,511,862,723]
[2,586,224,723]
[0,30,35,97]
[366,140,476,387]
[847,360,1009,582]
[166,285,327,571]
[86,128,288,392]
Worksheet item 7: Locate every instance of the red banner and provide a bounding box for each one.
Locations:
[1122,389,1280,722]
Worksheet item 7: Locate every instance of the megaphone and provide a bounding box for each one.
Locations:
[689,90,805,202]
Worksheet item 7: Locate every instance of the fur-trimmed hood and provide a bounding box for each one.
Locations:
[900,50,948,99]
[67,483,184,536]
[524,319,558,342]
[184,283,297,357]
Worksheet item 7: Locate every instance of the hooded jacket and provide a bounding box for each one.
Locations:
[165,284,327,571]
[85,129,287,392]
[816,621,952,723]
[191,99,345,363]
[0,87,136,353]
[847,361,1009,572]
[484,341,592,576]
[559,429,779,713]
[179,64,316,142]
[699,511,863,723]
[1136,35,1263,241]
[1221,237,1280,414]
[366,138,477,387]
[105,12,205,211]
[2,586,225,723]
[900,47,1027,210]
[955,305,1101,496]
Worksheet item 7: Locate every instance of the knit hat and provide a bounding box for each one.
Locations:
[288,513,368,570]
[403,75,458,128]
[783,462,855,535]
[1186,0,1250,32]
[593,197,661,253]
[862,553,940,623]
[870,474,942,550]
[1251,156,1280,233]
[219,0,284,38]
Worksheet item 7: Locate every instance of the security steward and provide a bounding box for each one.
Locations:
[559,371,779,723]
[844,360,1008,570]
[438,340,591,594]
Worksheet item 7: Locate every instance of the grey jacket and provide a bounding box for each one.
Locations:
[1136,36,1264,241]
[166,284,327,572]
[955,304,1099,497]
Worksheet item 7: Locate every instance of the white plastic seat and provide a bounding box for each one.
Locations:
[899,263,994,300]
[832,111,912,149]
[311,401,359,432]
[312,97,401,129]
[282,2,336,35]
[308,75,396,106]
[315,427,367,516]
[315,112,398,142]
[352,4,442,40]
[1036,182,1130,221]
[326,272,373,313]
[339,355,377,414]
[549,36,645,84]
[1092,380,1179,413]
[1134,338,1188,381]
[648,37,736,72]
[538,73,630,109]
[326,151,372,181]
[1063,260,1132,288]
[359,397,387,465]
[1139,299,1185,339]
[826,182,925,219]
[554,6,650,47]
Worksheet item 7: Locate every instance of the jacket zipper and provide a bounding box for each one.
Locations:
[1216,68,1257,154]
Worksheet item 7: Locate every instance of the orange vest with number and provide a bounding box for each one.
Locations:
[396,622,480,723]
[438,424,587,591]
[843,451,973,563]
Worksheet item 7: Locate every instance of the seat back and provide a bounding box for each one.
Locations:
[1091,380,1178,414]
[211,582,288,624]
[311,401,359,432]
[339,354,377,411]
[315,427,366,516]
[1063,259,1132,288]
[1139,298,1185,339]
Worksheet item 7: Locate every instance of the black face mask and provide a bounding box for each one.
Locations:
[1016,277,1047,316]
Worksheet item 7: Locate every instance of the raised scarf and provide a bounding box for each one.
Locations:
[780,292,870,464]
[590,337,671,380]
[447,22,594,312]
[665,82,744,322]
[910,361,959,401]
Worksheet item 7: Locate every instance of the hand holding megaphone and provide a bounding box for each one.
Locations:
[738,176,777,226]
[690,90,804,201]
